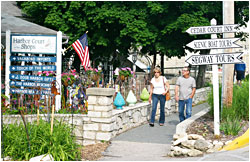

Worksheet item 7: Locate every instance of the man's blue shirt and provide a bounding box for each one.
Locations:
[235,63,246,71]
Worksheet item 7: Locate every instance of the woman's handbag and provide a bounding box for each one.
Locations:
[163,78,170,101]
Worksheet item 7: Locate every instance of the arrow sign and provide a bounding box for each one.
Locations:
[186,24,239,35]
[10,56,56,62]
[9,74,55,82]
[10,65,56,71]
[186,38,241,50]
[10,88,53,95]
[185,52,243,65]
[10,81,51,88]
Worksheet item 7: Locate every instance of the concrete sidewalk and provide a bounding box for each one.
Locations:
[99,103,249,161]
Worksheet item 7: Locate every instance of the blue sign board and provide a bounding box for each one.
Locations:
[10,88,53,95]
[10,74,55,82]
[10,65,56,71]
[10,81,51,88]
[10,56,56,62]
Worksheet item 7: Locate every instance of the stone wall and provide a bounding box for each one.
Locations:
[3,87,210,146]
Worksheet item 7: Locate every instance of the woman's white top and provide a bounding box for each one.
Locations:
[150,76,167,94]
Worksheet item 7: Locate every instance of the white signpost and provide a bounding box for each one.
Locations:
[186,38,241,50]
[186,24,239,35]
[186,20,241,136]
[185,52,243,65]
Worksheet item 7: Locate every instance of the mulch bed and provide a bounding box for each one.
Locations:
[186,113,249,143]
[81,142,110,161]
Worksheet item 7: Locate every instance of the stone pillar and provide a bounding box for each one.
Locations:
[85,88,115,145]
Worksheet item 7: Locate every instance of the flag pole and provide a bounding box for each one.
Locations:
[63,31,88,53]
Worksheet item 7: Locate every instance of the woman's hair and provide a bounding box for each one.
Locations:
[154,67,161,74]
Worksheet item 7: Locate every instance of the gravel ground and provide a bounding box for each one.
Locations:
[81,142,110,161]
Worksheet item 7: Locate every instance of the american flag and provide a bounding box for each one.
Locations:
[72,33,90,70]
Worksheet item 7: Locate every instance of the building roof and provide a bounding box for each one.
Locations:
[1,1,22,17]
[1,1,68,44]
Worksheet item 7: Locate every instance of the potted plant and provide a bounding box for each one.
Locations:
[119,67,133,81]
[86,67,102,81]
[61,69,78,86]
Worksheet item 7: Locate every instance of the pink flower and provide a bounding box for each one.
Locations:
[95,68,98,72]
[43,71,47,74]
[37,72,42,75]
[126,67,131,71]
[71,69,76,73]
[46,73,49,76]
[67,77,70,80]
[121,68,127,71]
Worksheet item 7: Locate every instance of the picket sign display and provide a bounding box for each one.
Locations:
[185,19,243,136]
[5,31,62,111]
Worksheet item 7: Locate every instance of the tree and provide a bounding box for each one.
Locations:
[18,1,248,87]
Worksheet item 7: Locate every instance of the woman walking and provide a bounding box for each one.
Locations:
[148,67,170,127]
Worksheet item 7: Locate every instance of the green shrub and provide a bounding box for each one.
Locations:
[207,80,249,120]
[207,84,222,116]
[2,120,81,161]
[220,116,242,136]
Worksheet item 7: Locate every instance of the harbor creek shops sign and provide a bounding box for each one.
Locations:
[11,35,57,54]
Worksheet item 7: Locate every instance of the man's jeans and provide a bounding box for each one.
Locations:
[178,98,193,122]
[150,94,166,124]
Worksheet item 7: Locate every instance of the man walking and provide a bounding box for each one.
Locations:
[175,66,196,122]
[234,57,246,86]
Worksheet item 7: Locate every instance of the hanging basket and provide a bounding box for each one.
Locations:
[63,80,69,86]
[120,75,125,81]
[91,74,99,82]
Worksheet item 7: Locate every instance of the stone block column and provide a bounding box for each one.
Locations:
[85,88,115,145]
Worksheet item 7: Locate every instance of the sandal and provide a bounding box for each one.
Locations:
[159,123,164,126]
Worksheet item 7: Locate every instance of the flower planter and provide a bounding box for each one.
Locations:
[120,75,125,81]
[91,74,99,82]
[63,80,69,86]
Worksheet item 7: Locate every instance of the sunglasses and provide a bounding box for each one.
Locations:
[154,71,160,73]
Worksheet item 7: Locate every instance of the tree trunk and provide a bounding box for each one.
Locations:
[196,65,207,89]
[196,49,210,89]
[161,53,164,75]
[153,53,156,69]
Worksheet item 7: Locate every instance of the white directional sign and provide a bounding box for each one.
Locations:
[186,24,239,35]
[185,52,243,65]
[186,38,241,50]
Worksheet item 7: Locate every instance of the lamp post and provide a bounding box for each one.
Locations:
[132,52,137,72]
